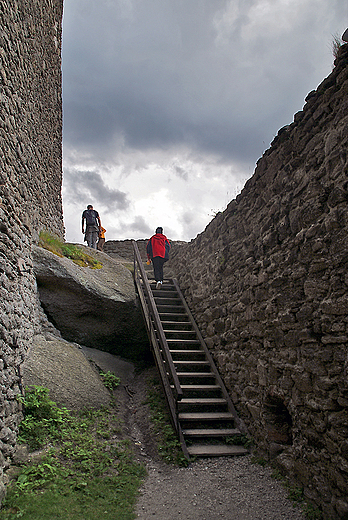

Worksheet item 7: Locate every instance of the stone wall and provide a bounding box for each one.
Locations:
[0,0,64,501]
[104,239,149,262]
[169,44,348,519]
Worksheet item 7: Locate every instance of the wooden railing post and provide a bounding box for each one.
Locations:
[132,241,183,433]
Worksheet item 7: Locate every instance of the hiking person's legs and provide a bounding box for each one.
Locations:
[152,256,165,282]
[86,227,99,249]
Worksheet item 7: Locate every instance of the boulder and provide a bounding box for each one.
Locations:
[22,334,111,410]
[32,245,148,358]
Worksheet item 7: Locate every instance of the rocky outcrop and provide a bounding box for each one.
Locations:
[169,44,348,519]
[22,334,111,411]
[32,245,148,359]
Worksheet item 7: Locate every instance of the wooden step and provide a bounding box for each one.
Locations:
[154,297,182,305]
[170,350,205,360]
[157,305,186,313]
[177,372,215,378]
[167,339,200,346]
[151,290,177,296]
[178,398,228,413]
[164,330,197,338]
[174,361,211,372]
[178,412,234,421]
[180,398,227,405]
[174,385,221,392]
[182,428,241,437]
[158,313,190,322]
[162,321,193,330]
[177,373,216,384]
[174,360,210,365]
[187,445,249,457]
[171,384,222,398]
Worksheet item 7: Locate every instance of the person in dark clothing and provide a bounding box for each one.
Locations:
[146,227,171,289]
[82,205,101,249]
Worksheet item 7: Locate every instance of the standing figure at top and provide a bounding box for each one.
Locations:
[82,204,101,249]
[97,225,106,252]
[146,227,171,289]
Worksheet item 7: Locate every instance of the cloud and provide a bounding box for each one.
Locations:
[126,216,153,236]
[63,168,130,212]
[173,165,189,181]
[62,0,347,244]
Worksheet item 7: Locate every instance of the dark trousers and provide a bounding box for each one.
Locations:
[152,256,166,282]
[86,226,99,249]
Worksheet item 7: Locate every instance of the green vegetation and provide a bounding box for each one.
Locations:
[225,434,253,449]
[0,386,145,520]
[145,376,189,467]
[17,386,70,450]
[39,230,102,269]
[100,371,121,391]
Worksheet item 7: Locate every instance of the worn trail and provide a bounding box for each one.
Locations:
[83,348,305,520]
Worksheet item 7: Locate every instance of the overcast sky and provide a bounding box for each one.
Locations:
[62,0,347,244]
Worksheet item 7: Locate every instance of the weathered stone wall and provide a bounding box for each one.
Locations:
[0,0,64,501]
[104,239,186,264]
[169,45,348,519]
[104,239,149,262]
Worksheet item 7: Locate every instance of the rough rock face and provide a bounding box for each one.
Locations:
[169,44,348,519]
[22,334,111,411]
[32,245,148,358]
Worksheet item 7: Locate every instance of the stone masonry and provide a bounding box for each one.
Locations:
[1,1,348,517]
[0,0,64,502]
[169,44,348,519]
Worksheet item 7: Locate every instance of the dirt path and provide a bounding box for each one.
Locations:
[82,348,305,520]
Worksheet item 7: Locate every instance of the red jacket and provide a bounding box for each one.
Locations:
[147,233,171,260]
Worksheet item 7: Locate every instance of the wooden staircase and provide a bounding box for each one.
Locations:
[133,242,248,459]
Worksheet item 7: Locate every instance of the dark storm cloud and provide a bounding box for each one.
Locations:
[64,168,130,211]
[63,0,347,168]
[62,0,348,243]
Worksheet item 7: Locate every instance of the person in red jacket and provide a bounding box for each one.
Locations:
[146,227,171,289]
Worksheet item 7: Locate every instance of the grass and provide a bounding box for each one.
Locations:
[0,386,145,520]
[145,376,189,467]
[39,230,102,269]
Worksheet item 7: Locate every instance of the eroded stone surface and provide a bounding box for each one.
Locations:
[22,334,111,411]
[32,245,148,354]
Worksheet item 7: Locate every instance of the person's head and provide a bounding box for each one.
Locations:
[156,227,163,234]
[87,204,93,210]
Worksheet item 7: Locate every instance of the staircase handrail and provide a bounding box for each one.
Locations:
[132,241,183,404]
